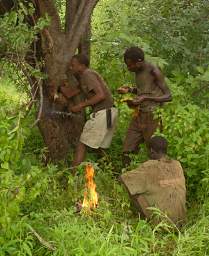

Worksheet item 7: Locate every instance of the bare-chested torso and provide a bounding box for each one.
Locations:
[135,62,164,112]
[79,69,113,112]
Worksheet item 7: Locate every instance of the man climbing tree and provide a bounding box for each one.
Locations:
[0,0,99,162]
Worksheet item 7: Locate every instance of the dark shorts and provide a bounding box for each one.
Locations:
[123,111,160,152]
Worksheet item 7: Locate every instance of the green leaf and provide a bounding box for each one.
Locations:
[1,162,9,169]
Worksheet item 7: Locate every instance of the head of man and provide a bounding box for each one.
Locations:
[149,136,168,160]
[70,54,90,75]
[124,47,145,72]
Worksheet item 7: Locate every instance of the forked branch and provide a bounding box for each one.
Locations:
[67,0,99,58]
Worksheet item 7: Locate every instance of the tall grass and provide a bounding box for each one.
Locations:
[0,77,209,256]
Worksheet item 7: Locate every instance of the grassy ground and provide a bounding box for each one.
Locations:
[0,79,209,256]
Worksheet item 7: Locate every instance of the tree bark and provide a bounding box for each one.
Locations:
[79,20,91,58]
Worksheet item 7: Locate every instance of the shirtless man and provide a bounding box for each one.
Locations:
[120,136,186,227]
[118,47,172,166]
[64,54,118,167]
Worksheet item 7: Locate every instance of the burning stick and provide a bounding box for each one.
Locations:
[76,164,98,213]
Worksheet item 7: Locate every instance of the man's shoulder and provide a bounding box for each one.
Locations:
[80,69,99,86]
[82,68,99,78]
[139,158,183,171]
[137,62,160,78]
[140,159,159,168]
[121,160,154,178]
[161,158,182,167]
[128,160,159,176]
[159,158,185,177]
[143,62,156,71]
[168,159,184,172]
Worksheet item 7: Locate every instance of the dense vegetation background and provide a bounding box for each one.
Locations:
[0,0,209,255]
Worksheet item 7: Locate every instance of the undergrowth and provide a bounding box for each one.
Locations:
[0,78,209,255]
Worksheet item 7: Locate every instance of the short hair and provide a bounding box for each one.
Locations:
[124,47,144,63]
[72,54,90,67]
[149,136,168,154]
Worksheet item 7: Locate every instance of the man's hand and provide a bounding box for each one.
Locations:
[132,95,146,105]
[54,93,68,106]
[125,99,136,108]
[127,95,146,106]
[69,102,85,113]
[117,86,130,94]
[53,93,59,100]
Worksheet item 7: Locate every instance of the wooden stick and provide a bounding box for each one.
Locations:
[31,80,43,127]
[28,226,56,251]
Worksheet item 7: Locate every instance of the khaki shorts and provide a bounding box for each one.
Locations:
[80,107,118,149]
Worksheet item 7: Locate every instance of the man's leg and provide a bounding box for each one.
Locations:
[72,141,86,167]
[142,112,159,153]
[122,116,144,167]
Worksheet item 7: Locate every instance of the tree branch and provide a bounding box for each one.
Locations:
[65,0,79,33]
[31,80,44,127]
[67,0,87,40]
[78,20,91,58]
[36,0,61,32]
[67,0,99,59]
[28,226,56,251]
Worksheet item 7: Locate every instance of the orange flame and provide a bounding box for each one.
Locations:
[82,164,98,210]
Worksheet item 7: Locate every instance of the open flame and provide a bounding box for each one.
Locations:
[82,164,98,210]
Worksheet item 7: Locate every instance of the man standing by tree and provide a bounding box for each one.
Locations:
[118,47,172,166]
[62,54,118,168]
[120,136,186,228]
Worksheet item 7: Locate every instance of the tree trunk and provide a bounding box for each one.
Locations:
[0,0,99,162]
[36,30,85,162]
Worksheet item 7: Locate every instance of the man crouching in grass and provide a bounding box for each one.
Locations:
[120,136,186,228]
[67,54,118,168]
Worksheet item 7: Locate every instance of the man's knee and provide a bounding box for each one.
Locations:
[122,153,131,167]
[122,149,139,167]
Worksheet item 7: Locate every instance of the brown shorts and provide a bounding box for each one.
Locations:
[123,111,160,152]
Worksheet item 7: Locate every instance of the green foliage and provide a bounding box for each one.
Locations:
[91,0,209,197]
[173,201,209,255]
[1,78,209,255]
[184,66,209,108]
[134,0,209,73]
[91,0,167,90]
[0,3,50,56]
[155,82,209,193]
[92,0,209,104]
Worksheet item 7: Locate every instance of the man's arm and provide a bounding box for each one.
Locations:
[132,68,172,105]
[70,76,106,113]
[120,168,147,196]
[147,68,172,102]
[60,85,80,99]
[117,85,138,94]
[83,85,106,107]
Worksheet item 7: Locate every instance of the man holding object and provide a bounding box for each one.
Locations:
[118,47,172,166]
[68,54,118,168]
